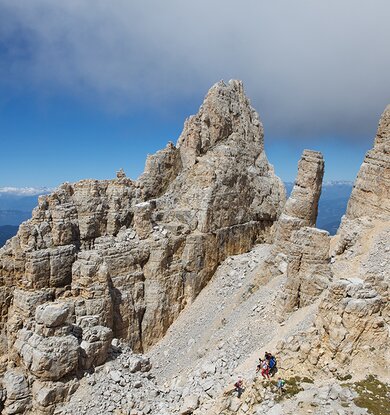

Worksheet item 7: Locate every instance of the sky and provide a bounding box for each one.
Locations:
[0,0,389,188]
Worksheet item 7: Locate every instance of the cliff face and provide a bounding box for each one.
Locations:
[0,80,285,412]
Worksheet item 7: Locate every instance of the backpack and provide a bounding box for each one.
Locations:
[269,357,276,369]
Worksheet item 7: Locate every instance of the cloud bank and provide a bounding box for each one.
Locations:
[0,187,54,196]
[0,0,389,140]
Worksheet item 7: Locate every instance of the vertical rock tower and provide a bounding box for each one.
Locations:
[273,150,330,313]
[273,149,324,253]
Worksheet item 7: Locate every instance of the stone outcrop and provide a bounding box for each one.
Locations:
[267,150,324,276]
[2,370,31,414]
[281,226,331,312]
[0,80,285,412]
[280,275,388,378]
[342,105,390,222]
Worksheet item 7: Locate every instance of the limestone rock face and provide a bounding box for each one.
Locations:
[280,276,388,378]
[315,278,387,365]
[14,329,79,381]
[331,105,390,358]
[0,80,285,410]
[2,370,31,414]
[281,227,331,312]
[138,142,182,199]
[343,105,390,222]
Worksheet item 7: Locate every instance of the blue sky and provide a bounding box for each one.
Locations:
[0,1,389,188]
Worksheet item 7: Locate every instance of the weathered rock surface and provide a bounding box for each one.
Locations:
[280,276,388,379]
[280,227,331,312]
[0,80,285,412]
[333,106,390,367]
[342,104,390,222]
[2,369,31,414]
[268,150,325,281]
[1,85,387,415]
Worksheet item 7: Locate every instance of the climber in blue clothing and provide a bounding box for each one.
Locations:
[268,354,278,377]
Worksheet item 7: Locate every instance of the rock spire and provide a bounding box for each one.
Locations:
[273,149,324,253]
[272,150,330,313]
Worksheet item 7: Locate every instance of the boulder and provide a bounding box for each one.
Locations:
[14,330,79,381]
[79,325,113,369]
[35,302,70,328]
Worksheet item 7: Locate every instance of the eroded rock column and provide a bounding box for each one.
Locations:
[273,149,325,254]
[268,150,331,313]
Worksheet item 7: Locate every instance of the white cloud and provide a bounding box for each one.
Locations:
[0,0,389,139]
[0,187,54,196]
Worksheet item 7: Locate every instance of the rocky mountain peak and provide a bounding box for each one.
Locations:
[177,80,264,168]
[1,84,387,415]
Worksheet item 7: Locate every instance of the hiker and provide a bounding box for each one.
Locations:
[268,355,278,377]
[234,377,244,398]
[261,359,270,380]
[256,358,262,373]
[276,377,285,396]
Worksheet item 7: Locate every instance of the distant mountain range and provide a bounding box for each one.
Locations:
[0,183,353,247]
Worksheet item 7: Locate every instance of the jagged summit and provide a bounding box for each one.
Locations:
[177,80,264,167]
